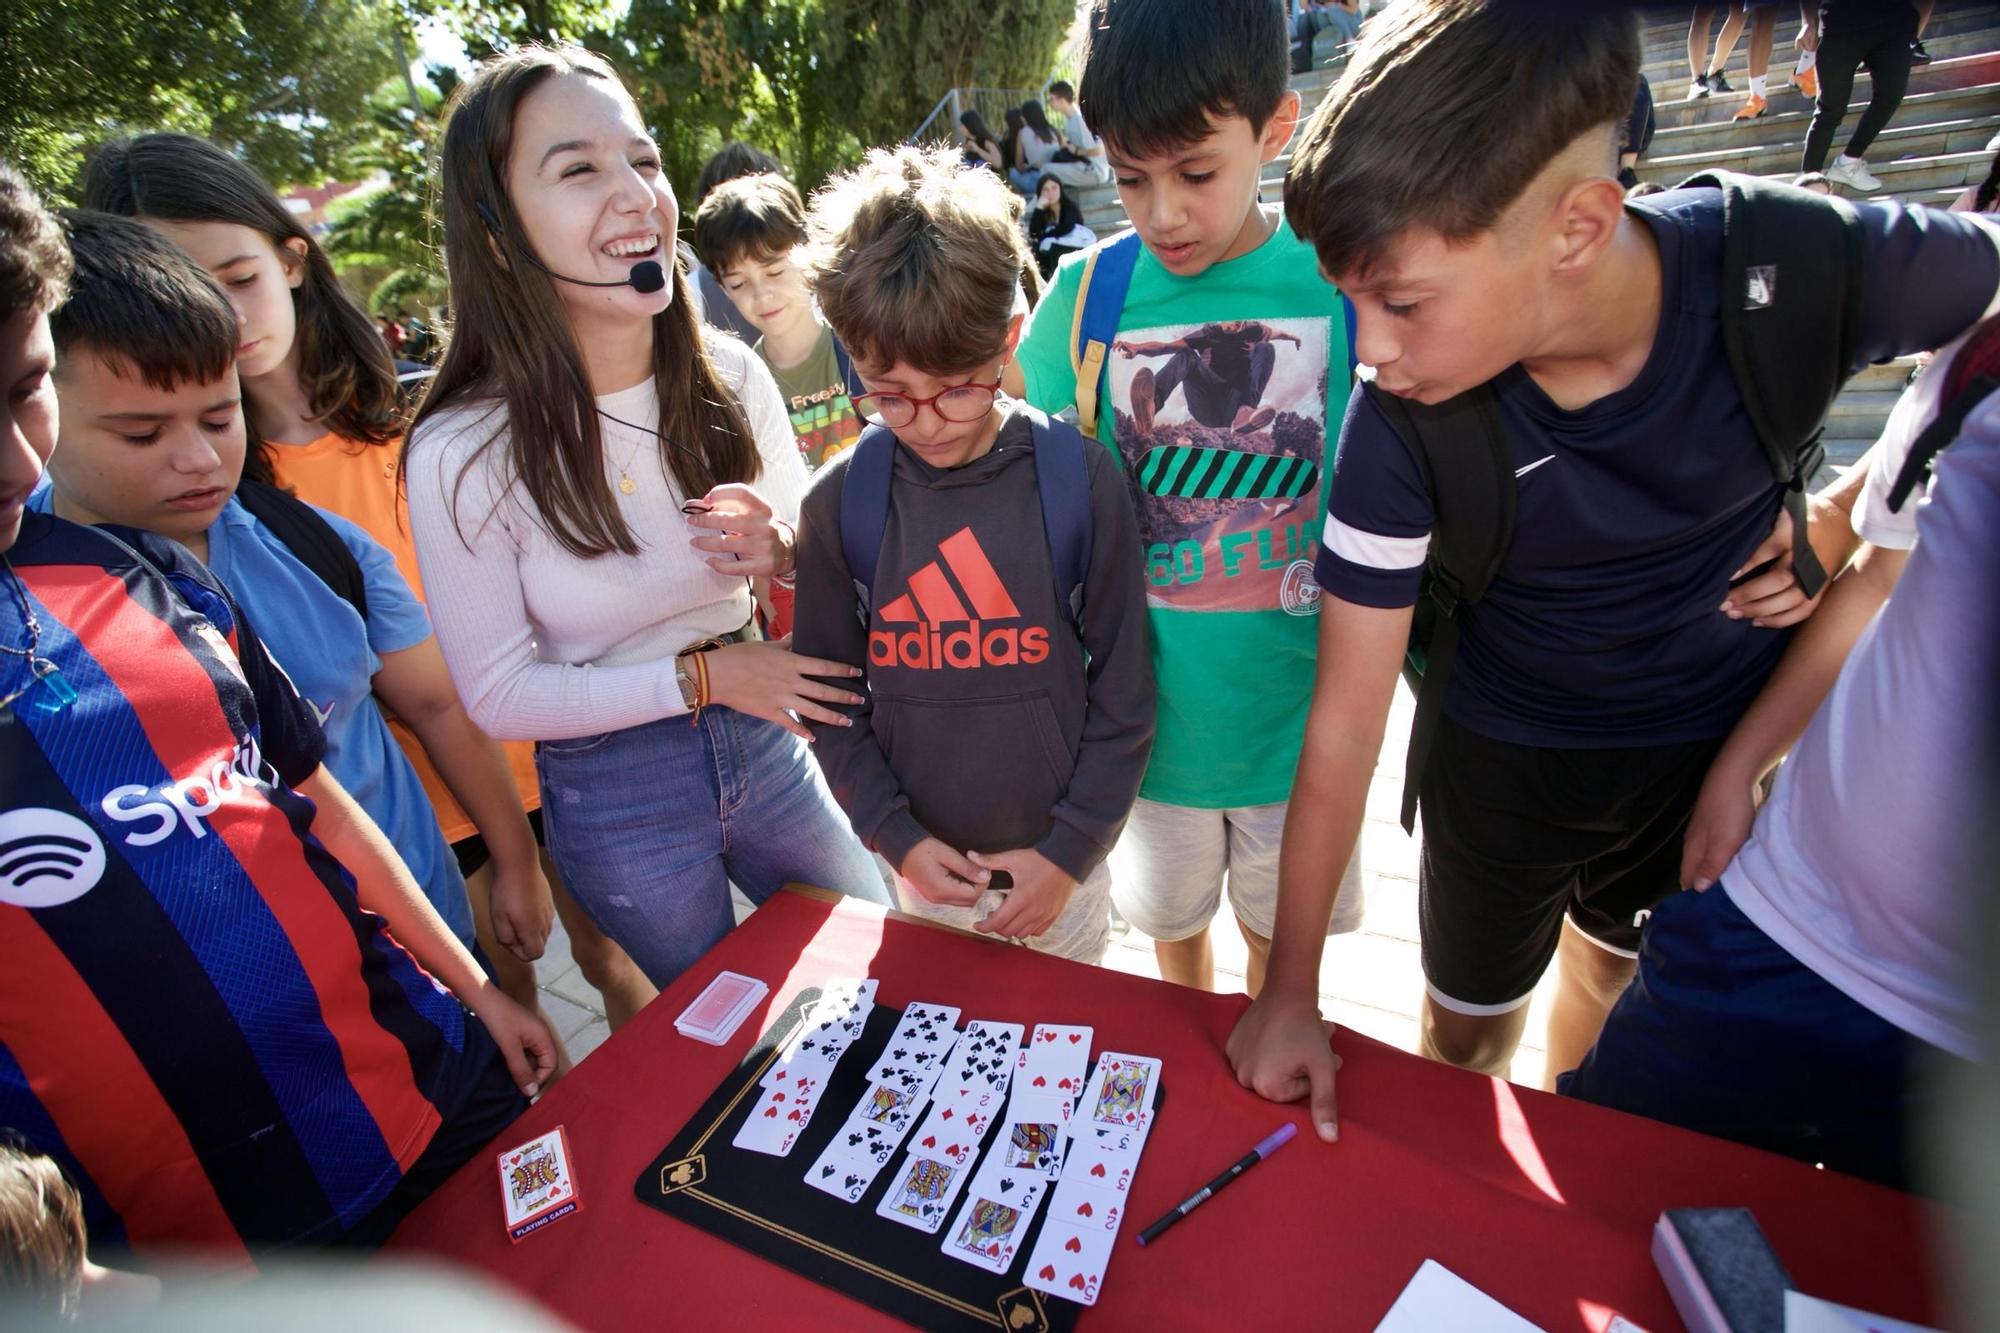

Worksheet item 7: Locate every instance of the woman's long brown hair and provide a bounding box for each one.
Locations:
[412,45,758,559]
[81,133,402,485]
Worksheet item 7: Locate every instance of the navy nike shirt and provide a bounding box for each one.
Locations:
[1317,189,2000,747]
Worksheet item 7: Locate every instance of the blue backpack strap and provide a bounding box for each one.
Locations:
[1022,404,1093,633]
[837,423,900,625]
[832,335,864,399]
[1069,229,1145,440]
[1342,293,1359,377]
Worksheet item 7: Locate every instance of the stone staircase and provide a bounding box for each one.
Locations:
[1066,3,2000,475]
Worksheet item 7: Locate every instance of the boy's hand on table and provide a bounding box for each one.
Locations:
[968,848,1075,940]
[899,838,990,907]
[1227,991,1344,1143]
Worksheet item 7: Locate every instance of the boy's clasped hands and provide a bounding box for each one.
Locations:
[899,839,1078,941]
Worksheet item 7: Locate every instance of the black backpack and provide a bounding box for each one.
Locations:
[234,479,370,624]
[1377,171,1863,833]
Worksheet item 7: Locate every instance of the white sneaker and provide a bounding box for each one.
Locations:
[1987,129,2000,153]
[1825,157,1882,191]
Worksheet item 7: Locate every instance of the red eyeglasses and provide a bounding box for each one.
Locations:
[851,375,1004,428]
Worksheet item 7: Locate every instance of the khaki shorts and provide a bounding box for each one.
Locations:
[1110,798,1364,943]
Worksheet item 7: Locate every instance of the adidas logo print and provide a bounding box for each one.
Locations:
[869,527,1051,671]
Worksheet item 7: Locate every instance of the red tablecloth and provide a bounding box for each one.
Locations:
[385,891,1943,1331]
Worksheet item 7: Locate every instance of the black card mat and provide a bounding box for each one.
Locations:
[637,990,1151,1332]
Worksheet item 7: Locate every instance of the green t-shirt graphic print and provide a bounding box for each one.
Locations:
[1016,219,1352,807]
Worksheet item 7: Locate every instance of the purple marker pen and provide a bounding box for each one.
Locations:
[1135,1122,1298,1247]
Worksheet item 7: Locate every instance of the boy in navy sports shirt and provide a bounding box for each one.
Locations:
[0,163,554,1270]
[1227,1,2000,1134]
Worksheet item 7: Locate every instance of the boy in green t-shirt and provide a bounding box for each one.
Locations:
[692,173,863,469]
[1002,0,1360,995]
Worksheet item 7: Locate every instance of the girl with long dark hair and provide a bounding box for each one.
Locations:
[82,132,668,1063]
[1012,100,1062,193]
[406,46,889,986]
[959,110,1005,172]
[1026,173,1097,278]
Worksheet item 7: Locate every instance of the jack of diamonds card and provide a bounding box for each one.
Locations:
[497,1125,582,1242]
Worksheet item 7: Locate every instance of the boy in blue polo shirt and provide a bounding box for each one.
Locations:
[1004,0,1362,996]
[1228,1,2000,1136]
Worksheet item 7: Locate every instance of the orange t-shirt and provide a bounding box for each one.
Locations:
[269,432,541,842]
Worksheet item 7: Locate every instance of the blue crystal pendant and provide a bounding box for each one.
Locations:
[28,658,76,715]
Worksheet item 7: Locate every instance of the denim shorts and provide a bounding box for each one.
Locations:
[534,706,890,987]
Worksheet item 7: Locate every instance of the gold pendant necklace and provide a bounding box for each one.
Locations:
[619,473,637,496]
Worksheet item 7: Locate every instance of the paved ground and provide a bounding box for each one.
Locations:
[531,688,1566,1089]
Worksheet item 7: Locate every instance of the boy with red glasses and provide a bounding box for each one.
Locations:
[790,145,1155,963]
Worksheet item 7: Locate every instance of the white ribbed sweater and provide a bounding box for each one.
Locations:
[406,336,809,741]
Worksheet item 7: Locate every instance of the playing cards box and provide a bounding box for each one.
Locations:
[497,1125,582,1242]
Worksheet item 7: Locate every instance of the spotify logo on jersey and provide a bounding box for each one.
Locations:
[0,809,107,908]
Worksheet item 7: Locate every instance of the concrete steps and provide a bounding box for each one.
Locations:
[1640,5,2000,93]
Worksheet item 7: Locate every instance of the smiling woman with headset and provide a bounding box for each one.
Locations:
[404,44,890,987]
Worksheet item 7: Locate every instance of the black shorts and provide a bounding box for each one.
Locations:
[451,807,547,879]
[332,1015,527,1249]
[1416,715,1721,1013]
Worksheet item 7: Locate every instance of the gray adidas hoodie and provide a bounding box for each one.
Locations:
[794,409,1154,882]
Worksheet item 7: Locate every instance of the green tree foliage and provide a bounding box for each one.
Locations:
[815,0,1078,149]
[612,0,871,202]
[323,68,461,314]
[0,0,403,196]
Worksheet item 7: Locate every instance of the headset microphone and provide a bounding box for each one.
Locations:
[475,201,667,295]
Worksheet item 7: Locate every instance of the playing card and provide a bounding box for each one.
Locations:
[1046,1175,1127,1234]
[1018,1024,1092,1075]
[829,1116,905,1167]
[905,1121,980,1170]
[919,1096,997,1144]
[674,970,767,1042]
[941,1189,1039,1274]
[1024,1219,1114,1306]
[1063,1140,1138,1195]
[761,1033,844,1091]
[875,1153,971,1233]
[801,1005,870,1046]
[853,1080,924,1131]
[932,1078,997,1120]
[732,1084,814,1156]
[957,1019,1023,1060]
[1075,1110,1153,1154]
[999,1116,1068,1176]
[496,1125,583,1241]
[804,1129,893,1203]
[815,977,879,1011]
[892,1001,963,1034]
[1076,1053,1161,1129]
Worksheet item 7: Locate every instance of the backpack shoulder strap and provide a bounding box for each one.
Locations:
[1069,229,1145,440]
[1021,405,1094,632]
[831,336,864,399]
[235,479,370,623]
[836,424,901,622]
[1361,380,1514,832]
[1678,169,1865,598]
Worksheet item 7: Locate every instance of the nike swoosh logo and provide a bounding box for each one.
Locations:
[308,699,336,726]
[1514,456,1555,479]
